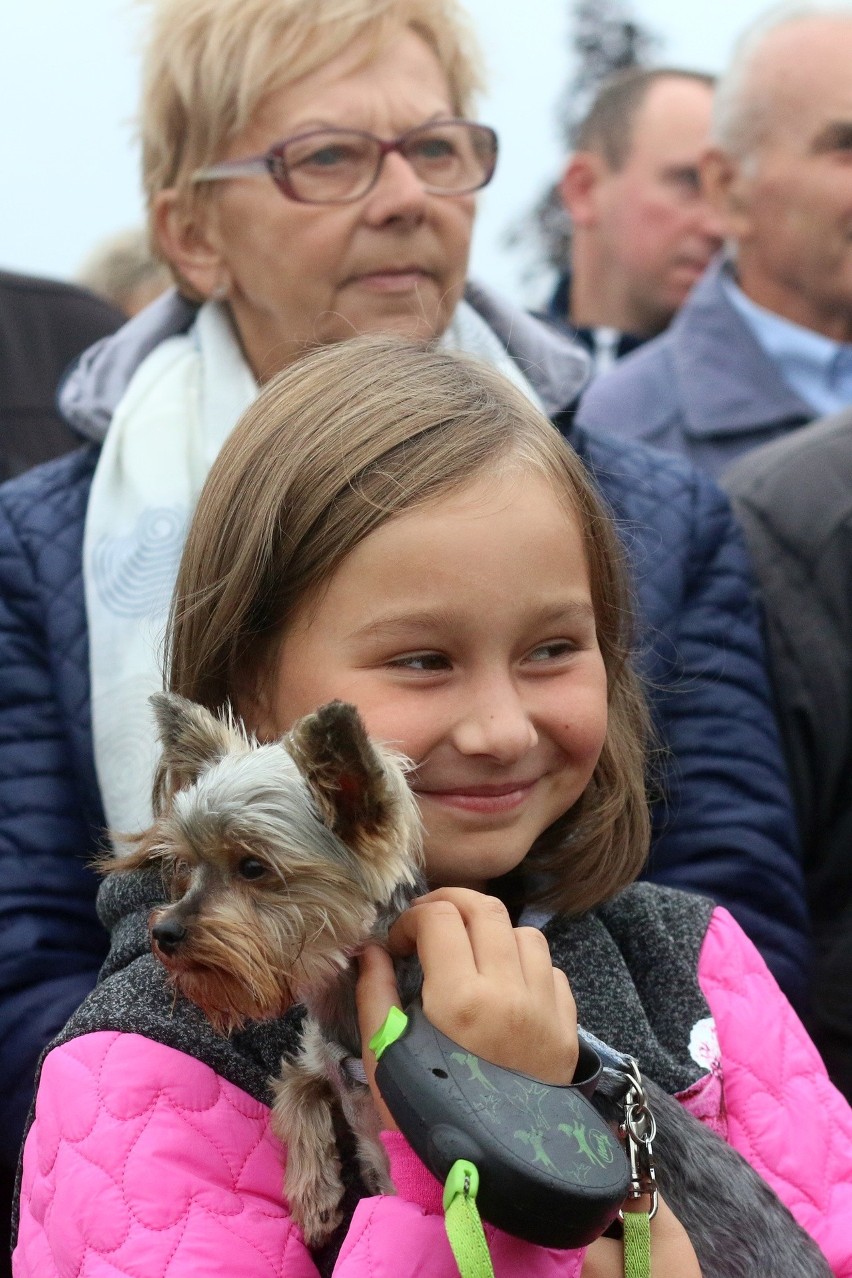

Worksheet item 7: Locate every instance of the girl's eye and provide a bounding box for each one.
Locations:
[387,651,450,672]
[526,640,576,663]
[238,857,268,881]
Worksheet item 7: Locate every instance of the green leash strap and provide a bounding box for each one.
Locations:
[442,1158,651,1278]
[443,1160,495,1278]
[623,1209,652,1278]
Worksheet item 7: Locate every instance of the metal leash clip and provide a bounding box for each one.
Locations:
[618,1058,659,1220]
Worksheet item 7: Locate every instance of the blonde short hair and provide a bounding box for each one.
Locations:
[140,0,484,215]
[77,226,171,316]
[166,336,650,916]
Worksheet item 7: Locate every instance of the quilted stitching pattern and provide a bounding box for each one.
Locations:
[15,1032,583,1278]
[0,448,109,1165]
[15,1032,310,1277]
[699,909,852,1276]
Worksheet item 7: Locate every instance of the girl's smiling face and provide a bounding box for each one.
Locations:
[252,467,609,891]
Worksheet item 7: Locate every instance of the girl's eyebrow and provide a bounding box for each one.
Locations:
[352,609,458,641]
[351,600,596,641]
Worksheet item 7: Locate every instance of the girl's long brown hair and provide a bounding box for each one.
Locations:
[167,335,650,915]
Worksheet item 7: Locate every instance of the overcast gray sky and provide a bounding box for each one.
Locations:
[3,0,774,306]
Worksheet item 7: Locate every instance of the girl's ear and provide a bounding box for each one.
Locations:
[234,672,279,744]
[152,188,229,301]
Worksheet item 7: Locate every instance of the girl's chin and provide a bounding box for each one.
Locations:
[423,842,530,894]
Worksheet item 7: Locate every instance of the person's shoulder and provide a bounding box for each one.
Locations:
[725,408,852,503]
[18,1030,301,1274]
[0,445,99,540]
[0,268,123,328]
[45,1030,271,1119]
[599,881,716,944]
[571,419,731,530]
[575,329,680,440]
[724,409,852,559]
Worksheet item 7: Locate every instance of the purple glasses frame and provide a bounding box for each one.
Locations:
[191,119,499,205]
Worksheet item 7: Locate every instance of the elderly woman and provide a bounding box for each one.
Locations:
[0,0,805,1198]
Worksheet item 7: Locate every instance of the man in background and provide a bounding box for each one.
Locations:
[577,8,852,477]
[549,67,723,372]
[724,409,852,1101]
[0,270,123,482]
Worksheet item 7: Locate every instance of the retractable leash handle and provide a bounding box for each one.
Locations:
[370,1004,634,1251]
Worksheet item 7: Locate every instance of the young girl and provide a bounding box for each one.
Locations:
[14,339,852,1278]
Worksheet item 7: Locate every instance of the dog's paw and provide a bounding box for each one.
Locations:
[286,1168,345,1247]
[356,1139,394,1197]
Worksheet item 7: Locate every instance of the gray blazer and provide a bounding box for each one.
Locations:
[724,409,852,1099]
[575,255,815,479]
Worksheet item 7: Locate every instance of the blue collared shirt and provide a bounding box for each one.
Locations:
[721,271,852,417]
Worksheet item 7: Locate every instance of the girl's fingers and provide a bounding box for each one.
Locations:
[515,924,561,998]
[355,944,401,1133]
[388,888,524,981]
[386,899,481,984]
[379,890,579,1084]
[355,943,401,1050]
[551,967,579,1076]
[457,896,527,979]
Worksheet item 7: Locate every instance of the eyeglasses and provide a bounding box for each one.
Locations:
[192,119,498,204]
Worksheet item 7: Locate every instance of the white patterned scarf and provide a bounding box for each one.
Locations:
[84,299,544,840]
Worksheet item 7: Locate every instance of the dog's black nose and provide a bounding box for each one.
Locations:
[152,917,187,955]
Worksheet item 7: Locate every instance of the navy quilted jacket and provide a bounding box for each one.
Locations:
[0,289,808,1164]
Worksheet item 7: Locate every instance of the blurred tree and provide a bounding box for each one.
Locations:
[507,0,659,289]
[563,0,659,144]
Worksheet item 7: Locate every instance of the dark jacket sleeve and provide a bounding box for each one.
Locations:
[725,432,852,1094]
[573,428,810,1007]
[723,435,852,917]
[0,457,108,1166]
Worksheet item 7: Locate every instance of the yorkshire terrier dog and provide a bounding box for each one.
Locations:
[105,691,424,1246]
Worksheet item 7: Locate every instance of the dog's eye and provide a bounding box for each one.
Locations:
[169,860,191,896]
[238,857,268,881]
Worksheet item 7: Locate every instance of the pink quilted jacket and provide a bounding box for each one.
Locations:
[14,908,852,1277]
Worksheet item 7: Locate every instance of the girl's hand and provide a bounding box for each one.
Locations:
[356,887,579,1129]
[581,1195,702,1277]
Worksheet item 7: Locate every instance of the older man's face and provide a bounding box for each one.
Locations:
[728,17,852,340]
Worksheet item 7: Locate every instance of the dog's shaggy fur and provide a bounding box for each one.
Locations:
[103,692,424,1244]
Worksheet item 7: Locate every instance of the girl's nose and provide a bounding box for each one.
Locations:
[451,679,538,762]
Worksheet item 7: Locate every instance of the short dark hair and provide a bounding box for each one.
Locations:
[574,66,716,169]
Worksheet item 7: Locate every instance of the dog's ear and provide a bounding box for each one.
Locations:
[286,701,395,848]
[150,692,241,809]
